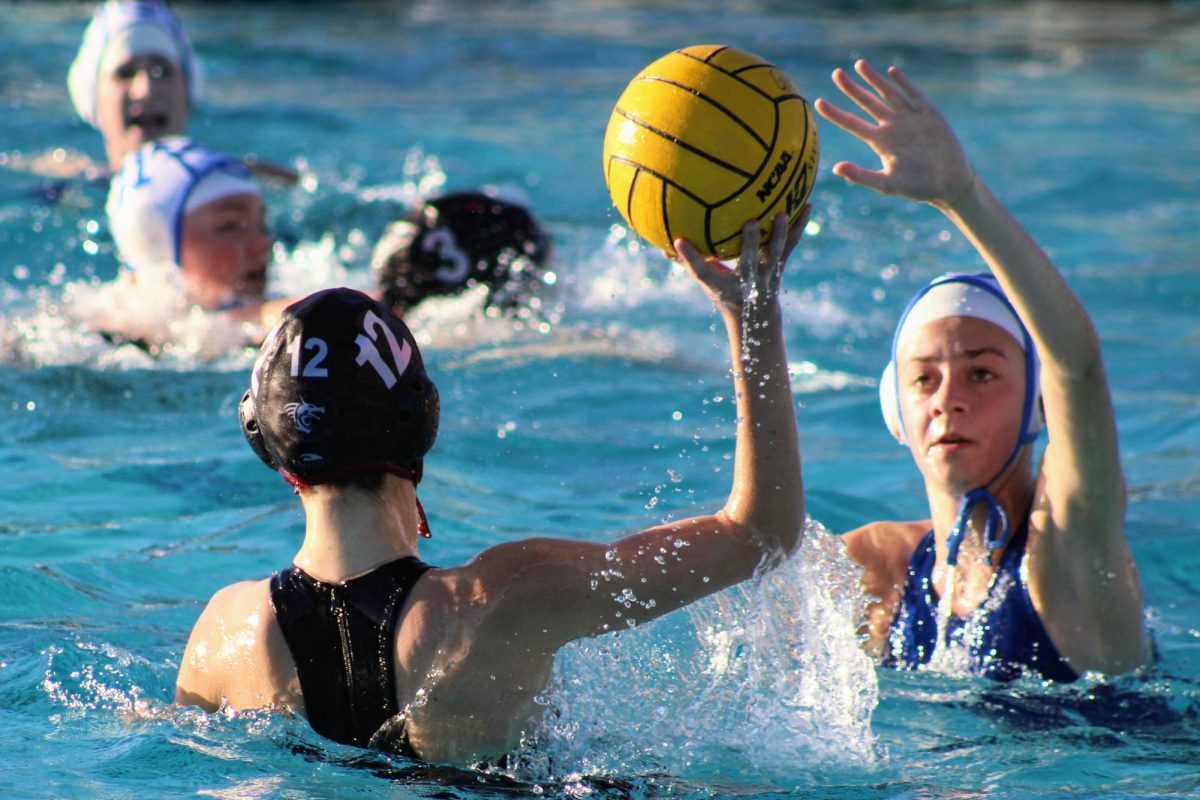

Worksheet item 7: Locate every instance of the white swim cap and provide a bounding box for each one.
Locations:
[68,0,203,127]
[106,137,261,272]
[880,272,1041,446]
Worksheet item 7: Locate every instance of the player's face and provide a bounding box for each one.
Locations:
[180,194,272,310]
[95,52,189,169]
[896,316,1028,493]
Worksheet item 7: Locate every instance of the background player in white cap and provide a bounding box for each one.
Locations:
[68,0,200,174]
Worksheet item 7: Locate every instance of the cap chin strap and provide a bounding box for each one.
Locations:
[945,488,1010,567]
[944,421,1036,567]
[279,462,432,539]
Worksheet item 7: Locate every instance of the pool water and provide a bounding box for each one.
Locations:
[2,1,1199,797]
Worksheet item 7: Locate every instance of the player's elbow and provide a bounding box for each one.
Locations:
[726,496,805,566]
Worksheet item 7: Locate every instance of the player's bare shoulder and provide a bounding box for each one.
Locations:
[843,520,929,596]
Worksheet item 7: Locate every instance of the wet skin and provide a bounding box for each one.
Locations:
[895,316,1028,495]
[94,52,189,170]
[179,194,272,310]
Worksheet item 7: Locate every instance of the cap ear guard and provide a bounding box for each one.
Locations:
[879,361,907,445]
[239,389,278,470]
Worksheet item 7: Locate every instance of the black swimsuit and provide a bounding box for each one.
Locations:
[269,556,434,752]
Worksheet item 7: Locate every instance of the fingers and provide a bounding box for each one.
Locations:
[813,97,877,141]
[763,214,788,276]
[831,162,890,194]
[678,208,809,306]
[885,65,928,109]
[853,59,915,111]
[781,205,811,263]
[736,218,764,277]
[830,66,892,123]
[674,238,711,275]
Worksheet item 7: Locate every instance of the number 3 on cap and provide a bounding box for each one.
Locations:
[355,310,412,389]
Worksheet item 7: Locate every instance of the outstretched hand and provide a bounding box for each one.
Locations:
[814,60,975,207]
[674,207,809,313]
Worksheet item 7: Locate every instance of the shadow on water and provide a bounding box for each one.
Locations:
[287,736,659,799]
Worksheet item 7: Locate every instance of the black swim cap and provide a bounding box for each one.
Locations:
[372,191,551,313]
[239,288,439,486]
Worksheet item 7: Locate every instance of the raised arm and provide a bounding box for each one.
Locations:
[468,211,808,646]
[816,61,1147,671]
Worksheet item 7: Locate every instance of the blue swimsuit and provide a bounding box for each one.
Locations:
[886,519,1078,682]
[270,556,434,752]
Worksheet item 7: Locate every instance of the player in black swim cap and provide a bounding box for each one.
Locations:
[239,287,439,490]
[371,191,553,316]
[177,210,809,763]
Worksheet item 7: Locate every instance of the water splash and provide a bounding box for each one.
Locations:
[42,639,173,723]
[512,519,877,783]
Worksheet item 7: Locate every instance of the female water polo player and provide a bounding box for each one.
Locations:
[815,61,1150,679]
[59,0,294,184]
[69,0,198,174]
[79,135,294,354]
[106,136,274,314]
[174,210,809,763]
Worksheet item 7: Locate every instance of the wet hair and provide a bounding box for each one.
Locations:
[371,191,552,313]
[323,470,388,494]
[239,288,439,488]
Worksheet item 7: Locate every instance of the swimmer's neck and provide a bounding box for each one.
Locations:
[926,450,1036,560]
[293,474,422,583]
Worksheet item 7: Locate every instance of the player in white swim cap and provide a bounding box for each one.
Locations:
[107,137,270,311]
[815,60,1149,681]
[68,0,201,172]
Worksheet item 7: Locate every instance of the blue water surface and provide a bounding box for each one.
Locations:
[2,1,1199,798]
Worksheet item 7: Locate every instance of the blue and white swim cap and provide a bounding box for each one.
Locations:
[106,137,261,272]
[68,0,203,127]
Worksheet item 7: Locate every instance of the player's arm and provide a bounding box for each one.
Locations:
[469,212,808,648]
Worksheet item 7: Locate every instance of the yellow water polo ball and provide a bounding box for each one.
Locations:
[603,44,819,259]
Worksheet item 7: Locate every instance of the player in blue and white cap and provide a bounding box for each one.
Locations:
[817,60,1150,680]
[68,0,202,173]
[106,136,271,312]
